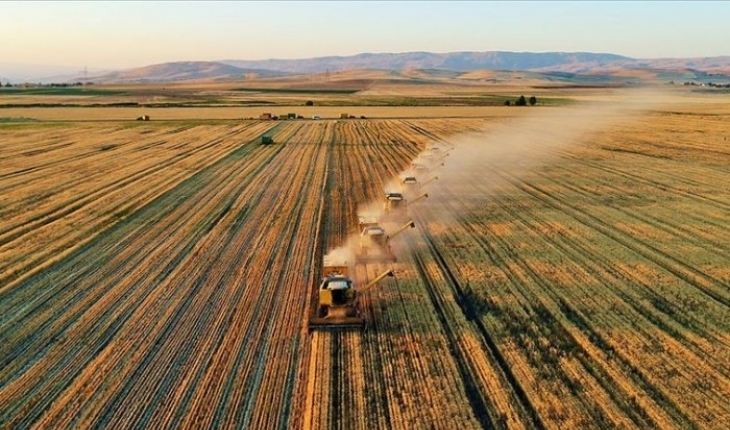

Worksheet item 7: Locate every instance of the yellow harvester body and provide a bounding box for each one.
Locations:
[308,262,394,331]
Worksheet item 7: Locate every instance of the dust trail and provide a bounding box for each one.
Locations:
[407,87,676,229]
[325,87,674,270]
[323,236,357,271]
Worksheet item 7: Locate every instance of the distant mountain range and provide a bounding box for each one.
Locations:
[3,51,730,84]
[221,51,636,74]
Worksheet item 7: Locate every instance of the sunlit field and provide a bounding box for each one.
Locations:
[1,79,729,429]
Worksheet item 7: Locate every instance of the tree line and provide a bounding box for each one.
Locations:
[504,95,537,106]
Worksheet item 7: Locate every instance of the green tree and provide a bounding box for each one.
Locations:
[503,100,511,106]
[529,96,537,106]
[305,100,314,106]
[516,95,527,106]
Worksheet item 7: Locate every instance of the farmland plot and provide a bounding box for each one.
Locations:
[401,112,730,429]
[302,112,730,429]
[1,109,729,430]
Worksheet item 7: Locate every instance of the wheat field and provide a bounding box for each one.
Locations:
[1,82,729,429]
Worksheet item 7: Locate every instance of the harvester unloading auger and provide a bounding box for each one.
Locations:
[410,192,429,205]
[356,220,416,263]
[308,261,394,331]
[419,176,438,189]
[431,151,450,167]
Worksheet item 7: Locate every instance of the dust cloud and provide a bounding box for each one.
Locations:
[323,236,357,269]
[324,87,674,270]
[405,87,675,227]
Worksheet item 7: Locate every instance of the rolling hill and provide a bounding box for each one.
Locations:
[221,51,634,74]
[84,61,287,84]
[6,51,730,84]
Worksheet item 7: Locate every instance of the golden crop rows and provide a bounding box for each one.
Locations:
[1,111,729,429]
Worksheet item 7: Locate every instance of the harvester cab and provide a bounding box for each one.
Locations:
[383,192,407,218]
[358,215,380,231]
[261,134,274,145]
[308,259,395,331]
[429,145,454,155]
[358,225,389,260]
[411,162,428,172]
[402,176,419,187]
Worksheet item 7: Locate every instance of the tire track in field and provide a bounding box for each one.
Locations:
[506,174,730,308]
[0,136,275,360]
[542,140,730,221]
[514,155,730,335]
[0,127,290,426]
[489,177,730,361]
[480,168,723,427]
[407,217,545,430]
[0,124,270,291]
[0,124,271,317]
[304,119,445,430]
[84,130,317,429]
[459,198,690,429]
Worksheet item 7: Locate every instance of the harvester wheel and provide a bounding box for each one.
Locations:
[317,305,328,318]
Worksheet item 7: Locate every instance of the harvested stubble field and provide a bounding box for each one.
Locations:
[1,90,729,430]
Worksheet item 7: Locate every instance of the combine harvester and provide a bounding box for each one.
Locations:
[410,162,429,174]
[382,191,428,222]
[383,192,407,219]
[308,259,394,331]
[402,176,419,188]
[356,220,416,263]
[411,156,445,181]
[426,144,454,157]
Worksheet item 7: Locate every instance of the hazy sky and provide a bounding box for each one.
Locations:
[2,1,728,70]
